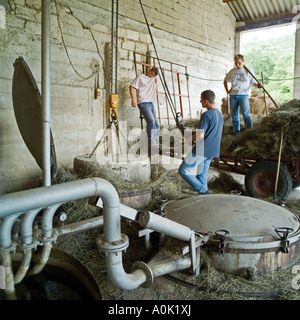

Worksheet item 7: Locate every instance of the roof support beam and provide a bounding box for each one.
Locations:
[235,13,297,31]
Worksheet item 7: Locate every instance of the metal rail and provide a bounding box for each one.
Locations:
[133,52,191,125]
[211,153,300,182]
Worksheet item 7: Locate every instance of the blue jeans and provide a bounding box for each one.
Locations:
[178,149,213,194]
[138,102,159,144]
[230,95,252,135]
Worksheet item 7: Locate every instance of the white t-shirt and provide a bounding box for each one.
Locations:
[130,74,156,104]
[224,67,256,96]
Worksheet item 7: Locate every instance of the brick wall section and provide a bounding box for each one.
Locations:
[0,0,235,193]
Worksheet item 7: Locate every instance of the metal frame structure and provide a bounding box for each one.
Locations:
[133,52,192,126]
[211,153,300,183]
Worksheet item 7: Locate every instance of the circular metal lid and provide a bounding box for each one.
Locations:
[12,57,57,179]
[164,194,300,242]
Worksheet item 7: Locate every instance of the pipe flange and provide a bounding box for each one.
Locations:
[17,240,39,251]
[97,234,129,253]
[38,234,57,244]
[131,261,153,288]
[0,243,17,253]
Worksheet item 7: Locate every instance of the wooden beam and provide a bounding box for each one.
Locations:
[235,13,297,32]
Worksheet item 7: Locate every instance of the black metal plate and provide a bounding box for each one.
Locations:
[12,57,57,179]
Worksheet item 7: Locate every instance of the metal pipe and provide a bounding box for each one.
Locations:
[138,210,194,242]
[13,209,42,283]
[54,216,104,236]
[149,256,191,277]
[0,214,21,248]
[1,252,17,300]
[14,250,32,284]
[96,198,140,221]
[0,178,110,218]
[29,242,52,276]
[0,178,198,290]
[0,178,149,289]
[105,252,147,290]
[42,0,52,187]
[0,214,23,295]
[28,205,61,275]
[41,205,62,239]
[20,209,42,245]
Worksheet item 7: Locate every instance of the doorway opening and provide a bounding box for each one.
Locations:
[240,23,296,104]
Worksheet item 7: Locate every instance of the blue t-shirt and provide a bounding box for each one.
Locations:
[194,108,223,158]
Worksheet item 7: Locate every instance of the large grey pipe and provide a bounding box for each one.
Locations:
[42,0,51,187]
[0,214,20,299]
[0,178,149,290]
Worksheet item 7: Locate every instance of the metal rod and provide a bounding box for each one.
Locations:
[138,210,194,242]
[42,0,51,187]
[54,216,104,236]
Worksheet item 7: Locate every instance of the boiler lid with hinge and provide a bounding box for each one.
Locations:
[164,194,300,242]
[12,56,57,178]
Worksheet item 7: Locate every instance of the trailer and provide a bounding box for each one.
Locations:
[210,153,300,199]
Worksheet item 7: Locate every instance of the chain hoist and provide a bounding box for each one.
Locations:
[110,0,119,123]
[89,0,126,158]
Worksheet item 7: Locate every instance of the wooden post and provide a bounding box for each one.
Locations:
[261,72,268,116]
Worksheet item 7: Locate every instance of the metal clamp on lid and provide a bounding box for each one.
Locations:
[215,229,230,256]
[275,227,294,253]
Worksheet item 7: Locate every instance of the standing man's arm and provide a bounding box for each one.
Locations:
[253,82,264,89]
[185,130,204,144]
[129,86,137,107]
[223,80,231,94]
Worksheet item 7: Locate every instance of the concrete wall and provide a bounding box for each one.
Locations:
[0,0,236,194]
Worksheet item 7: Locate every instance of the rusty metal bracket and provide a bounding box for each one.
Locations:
[215,229,230,256]
[275,227,294,253]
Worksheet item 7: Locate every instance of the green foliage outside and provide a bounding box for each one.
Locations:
[243,32,295,104]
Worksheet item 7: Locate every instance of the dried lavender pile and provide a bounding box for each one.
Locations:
[221,99,300,158]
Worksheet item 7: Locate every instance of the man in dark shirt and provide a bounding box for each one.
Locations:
[178,90,223,194]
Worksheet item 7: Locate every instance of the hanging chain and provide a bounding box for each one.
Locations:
[115,0,119,95]
[110,0,114,94]
[110,0,119,95]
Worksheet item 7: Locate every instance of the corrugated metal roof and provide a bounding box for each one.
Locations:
[224,0,299,30]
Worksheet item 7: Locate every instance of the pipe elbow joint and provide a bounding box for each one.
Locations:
[106,253,152,290]
[97,235,153,290]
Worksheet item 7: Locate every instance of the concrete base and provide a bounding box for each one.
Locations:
[73,154,151,184]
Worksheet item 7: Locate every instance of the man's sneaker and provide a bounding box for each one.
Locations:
[199,190,213,195]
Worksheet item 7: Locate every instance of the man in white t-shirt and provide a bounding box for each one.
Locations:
[129,67,159,146]
[224,54,263,135]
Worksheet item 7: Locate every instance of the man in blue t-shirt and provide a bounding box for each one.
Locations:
[178,90,223,194]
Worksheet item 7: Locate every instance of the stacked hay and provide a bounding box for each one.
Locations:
[221,90,276,115]
[221,99,300,158]
[249,90,276,115]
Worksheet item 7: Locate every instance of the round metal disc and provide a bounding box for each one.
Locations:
[12,57,57,178]
[164,194,300,242]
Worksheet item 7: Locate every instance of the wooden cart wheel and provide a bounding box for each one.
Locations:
[245,160,292,199]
